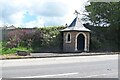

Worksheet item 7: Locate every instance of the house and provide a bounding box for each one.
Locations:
[6,25,16,30]
[61,11,90,52]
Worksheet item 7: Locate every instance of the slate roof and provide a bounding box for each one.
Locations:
[6,25,16,30]
[69,17,77,27]
[61,16,90,32]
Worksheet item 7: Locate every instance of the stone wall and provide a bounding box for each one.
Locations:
[63,31,90,52]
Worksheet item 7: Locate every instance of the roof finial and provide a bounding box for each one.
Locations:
[74,10,80,17]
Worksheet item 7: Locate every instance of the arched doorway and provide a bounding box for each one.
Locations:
[77,34,85,51]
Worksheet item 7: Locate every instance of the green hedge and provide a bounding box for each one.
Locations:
[31,26,64,52]
[2,25,119,54]
[2,26,65,54]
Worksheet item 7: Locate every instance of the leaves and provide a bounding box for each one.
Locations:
[5,26,65,53]
[85,2,120,26]
[84,2,120,51]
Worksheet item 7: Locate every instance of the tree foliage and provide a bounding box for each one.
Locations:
[84,2,120,51]
[85,2,120,26]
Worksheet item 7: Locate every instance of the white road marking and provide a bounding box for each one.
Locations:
[16,72,79,78]
[81,73,117,78]
[8,72,118,78]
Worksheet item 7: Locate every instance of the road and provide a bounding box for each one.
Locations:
[2,55,118,78]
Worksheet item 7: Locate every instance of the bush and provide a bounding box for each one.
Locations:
[90,37,101,51]
[0,42,2,55]
[2,47,32,55]
[1,41,32,55]
[31,26,64,52]
[2,26,65,54]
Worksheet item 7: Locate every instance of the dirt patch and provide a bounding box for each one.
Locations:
[0,54,31,60]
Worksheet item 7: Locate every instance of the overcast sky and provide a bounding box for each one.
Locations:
[0,0,88,28]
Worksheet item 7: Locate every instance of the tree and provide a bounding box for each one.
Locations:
[84,2,120,51]
[84,2,120,26]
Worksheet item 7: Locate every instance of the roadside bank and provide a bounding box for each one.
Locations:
[0,52,119,60]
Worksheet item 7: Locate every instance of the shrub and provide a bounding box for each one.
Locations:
[2,46,32,55]
[0,42,2,55]
[3,26,65,53]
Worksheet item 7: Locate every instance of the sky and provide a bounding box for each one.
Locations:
[0,0,88,28]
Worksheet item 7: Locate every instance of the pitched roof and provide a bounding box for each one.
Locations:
[69,17,77,27]
[61,16,90,32]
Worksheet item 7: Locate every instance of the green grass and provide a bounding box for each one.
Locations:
[0,41,32,55]
[0,42,2,55]
[1,47,32,55]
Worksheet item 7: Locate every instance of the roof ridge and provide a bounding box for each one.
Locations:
[61,15,90,32]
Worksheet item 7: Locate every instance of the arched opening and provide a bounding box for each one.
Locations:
[77,34,85,51]
[67,34,70,42]
[66,32,71,43]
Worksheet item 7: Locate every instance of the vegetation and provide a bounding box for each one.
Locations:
[1,2,120,55]
[84,2,120,52]
[1,41,31,55]
[0,42,2,55]
[31,26,64,52]
[1,26,65,55]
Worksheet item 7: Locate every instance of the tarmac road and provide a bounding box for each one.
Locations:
[2,55,118,78]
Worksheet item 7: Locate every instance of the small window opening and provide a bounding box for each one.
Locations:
[66,33,71,43]
[67,34,70,41]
